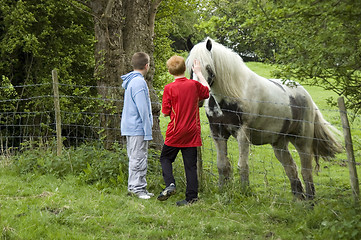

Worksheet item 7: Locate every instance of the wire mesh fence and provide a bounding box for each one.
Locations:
[0,79,360,202]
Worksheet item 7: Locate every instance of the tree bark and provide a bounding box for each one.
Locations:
[89,0,163,150]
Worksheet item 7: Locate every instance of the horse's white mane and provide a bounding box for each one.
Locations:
[187,38,255,100]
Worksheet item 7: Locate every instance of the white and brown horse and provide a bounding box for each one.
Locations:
[187,38,342,199]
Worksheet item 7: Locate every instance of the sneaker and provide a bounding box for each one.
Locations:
[144,190,154,197]
[127,190,152,200]
[157,183,176,201]
[176,198,198,206]
[136,191,151,200]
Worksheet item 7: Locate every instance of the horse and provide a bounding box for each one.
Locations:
[186,38,343,200]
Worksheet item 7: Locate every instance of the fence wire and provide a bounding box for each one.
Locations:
[0,82,360,201]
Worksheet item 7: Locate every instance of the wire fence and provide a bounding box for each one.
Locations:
[0,77,360,201]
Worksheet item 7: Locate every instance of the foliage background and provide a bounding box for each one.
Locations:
[0,1,360,238]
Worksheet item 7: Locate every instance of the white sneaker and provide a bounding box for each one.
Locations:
[136,191,151,200]
[144,190,154,197]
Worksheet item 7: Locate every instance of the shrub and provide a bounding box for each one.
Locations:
[12,142,129,189]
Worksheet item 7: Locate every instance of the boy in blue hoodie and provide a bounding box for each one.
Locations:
[121,52,153,200]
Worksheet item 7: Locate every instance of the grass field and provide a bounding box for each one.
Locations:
[1,62,360,239]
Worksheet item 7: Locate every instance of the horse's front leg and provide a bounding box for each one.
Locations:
[237,126,250,188]
[214,137,232,186]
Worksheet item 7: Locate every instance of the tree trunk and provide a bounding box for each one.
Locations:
[89,0,163,150]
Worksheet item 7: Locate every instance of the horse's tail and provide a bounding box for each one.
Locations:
[313,107,343,170]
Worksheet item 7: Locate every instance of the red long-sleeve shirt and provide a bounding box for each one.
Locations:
[162,77,209,147]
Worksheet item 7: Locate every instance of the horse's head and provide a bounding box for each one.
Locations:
[186,38,216,88]
[187,38,252,102]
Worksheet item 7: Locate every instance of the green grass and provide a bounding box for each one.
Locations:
[1,166,360,239]
[1,62,361,239]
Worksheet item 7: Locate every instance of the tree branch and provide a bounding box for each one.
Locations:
[149,0,162,37]
[104,0,115,18]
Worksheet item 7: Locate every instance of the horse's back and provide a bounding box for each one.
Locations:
[240,78,317,145]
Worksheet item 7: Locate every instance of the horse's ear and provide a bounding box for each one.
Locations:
[206,39,212,51]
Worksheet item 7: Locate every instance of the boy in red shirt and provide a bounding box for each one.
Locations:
[157,55,210,206]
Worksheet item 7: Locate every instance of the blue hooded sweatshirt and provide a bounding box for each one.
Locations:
[121,71,153,141]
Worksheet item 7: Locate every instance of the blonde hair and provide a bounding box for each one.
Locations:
[167,55,186,76]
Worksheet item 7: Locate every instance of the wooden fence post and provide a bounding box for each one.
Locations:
[337,96,359,202]
[52,69,62,156]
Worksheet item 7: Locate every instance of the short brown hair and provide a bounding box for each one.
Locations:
[167,56,186,76]
[131,52,150,70]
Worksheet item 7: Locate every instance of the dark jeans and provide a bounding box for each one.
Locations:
[160,144,198,201]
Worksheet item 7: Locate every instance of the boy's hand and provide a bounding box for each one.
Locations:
[191,59,210,90]
[192,59,202,74]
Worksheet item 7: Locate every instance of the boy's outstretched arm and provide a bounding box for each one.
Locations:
[192,59,210,91]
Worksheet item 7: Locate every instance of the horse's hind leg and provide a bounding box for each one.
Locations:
[272,141,305,200]
[293,140,315,200]
[214,137,232,186]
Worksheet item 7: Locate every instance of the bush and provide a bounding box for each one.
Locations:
[12,142,129,189]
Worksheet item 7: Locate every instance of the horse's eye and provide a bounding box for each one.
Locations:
[205,65,215,87]
[206,65,215,78]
